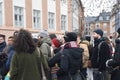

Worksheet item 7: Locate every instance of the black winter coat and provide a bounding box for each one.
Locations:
[108,38,120,67]
[107,38,120,80]
[0,42,6,53]
[91,38,111,71]
[57,47,83,80]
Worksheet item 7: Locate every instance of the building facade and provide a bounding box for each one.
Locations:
[84,17,97,36]
[112,2,120,31]
[0,0,84,39]
[72,0,84,36]
[90,11,111,36]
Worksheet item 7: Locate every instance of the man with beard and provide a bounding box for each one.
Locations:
[91,29,111,80]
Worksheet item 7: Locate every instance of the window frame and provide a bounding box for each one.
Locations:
[33,10,41,29]
[61,15,66,31]
[14,6,24,27]
[48,12,55,29]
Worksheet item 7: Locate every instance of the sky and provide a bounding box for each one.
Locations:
[81,0,117,17]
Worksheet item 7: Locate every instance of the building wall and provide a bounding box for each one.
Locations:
[60,0,68,31]
[91,22,110,36]
[0,0,84,40]
[110,14,115,35]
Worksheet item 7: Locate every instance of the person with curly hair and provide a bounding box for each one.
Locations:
[9,29,49,80]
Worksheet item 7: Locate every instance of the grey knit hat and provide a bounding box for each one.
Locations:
[39,30,49,37]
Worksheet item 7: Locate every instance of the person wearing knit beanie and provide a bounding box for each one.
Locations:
[39,30,49,38]
[93,29,103,37]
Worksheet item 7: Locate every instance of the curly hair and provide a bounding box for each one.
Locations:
[13,29,36,54]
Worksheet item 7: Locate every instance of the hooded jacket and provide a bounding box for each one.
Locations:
[39,37,52,60]
[56,42,83,80]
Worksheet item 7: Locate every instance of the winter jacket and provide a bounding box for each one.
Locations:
[108,38,120,67]
[79,40,89,68]
[10,48,49,80]
[91,38,111,71]
[0,42,6,53]
[6,46,14,71]
[57,42,83,80]
[39,37,52,60]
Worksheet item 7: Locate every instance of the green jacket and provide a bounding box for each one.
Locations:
[40,37,52,60]
[10,48,49,80]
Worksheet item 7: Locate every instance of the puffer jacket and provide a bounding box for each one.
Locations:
[79,40,89,68]
[57,42,84,80]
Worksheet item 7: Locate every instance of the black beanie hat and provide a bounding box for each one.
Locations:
[64,32,77,42]
[94,29,103,37]
[117,28,120,35]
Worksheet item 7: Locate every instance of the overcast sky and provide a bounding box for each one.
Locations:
[81,0,117,17]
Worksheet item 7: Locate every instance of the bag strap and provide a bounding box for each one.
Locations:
[37,48,47,80]
[97,41,104,63]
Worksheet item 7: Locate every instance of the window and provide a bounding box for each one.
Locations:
[99,16,103,20]
[104,23,107,29]
[14,6,24,27]
[61,15,66,30]
[0,3,2,25]
[33,10,41,29]
[61,0,66,3]
[48,12,55,29]
[106,16,109,20]
[96,24,100,29]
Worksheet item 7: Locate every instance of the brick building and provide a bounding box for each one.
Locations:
[0,0,84,39]
[90,11,111,36]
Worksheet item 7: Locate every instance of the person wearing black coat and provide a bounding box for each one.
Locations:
[0,34,6,53]
[49,32,83,80]
[107,28,120,80]
[91,29,111,80]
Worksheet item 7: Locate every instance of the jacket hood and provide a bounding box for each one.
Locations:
[68,48,84,59]
[40,37,52,46]
[80,40,90,46]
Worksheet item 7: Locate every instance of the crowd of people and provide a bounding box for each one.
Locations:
[0,27,120,80]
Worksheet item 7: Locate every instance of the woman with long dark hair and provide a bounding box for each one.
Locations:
[9,29,49,80]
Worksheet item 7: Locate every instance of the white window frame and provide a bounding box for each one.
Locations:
[61,15,66,30]
[33,10,41,29]
[14,6,24,27]
[48,12,55,29]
